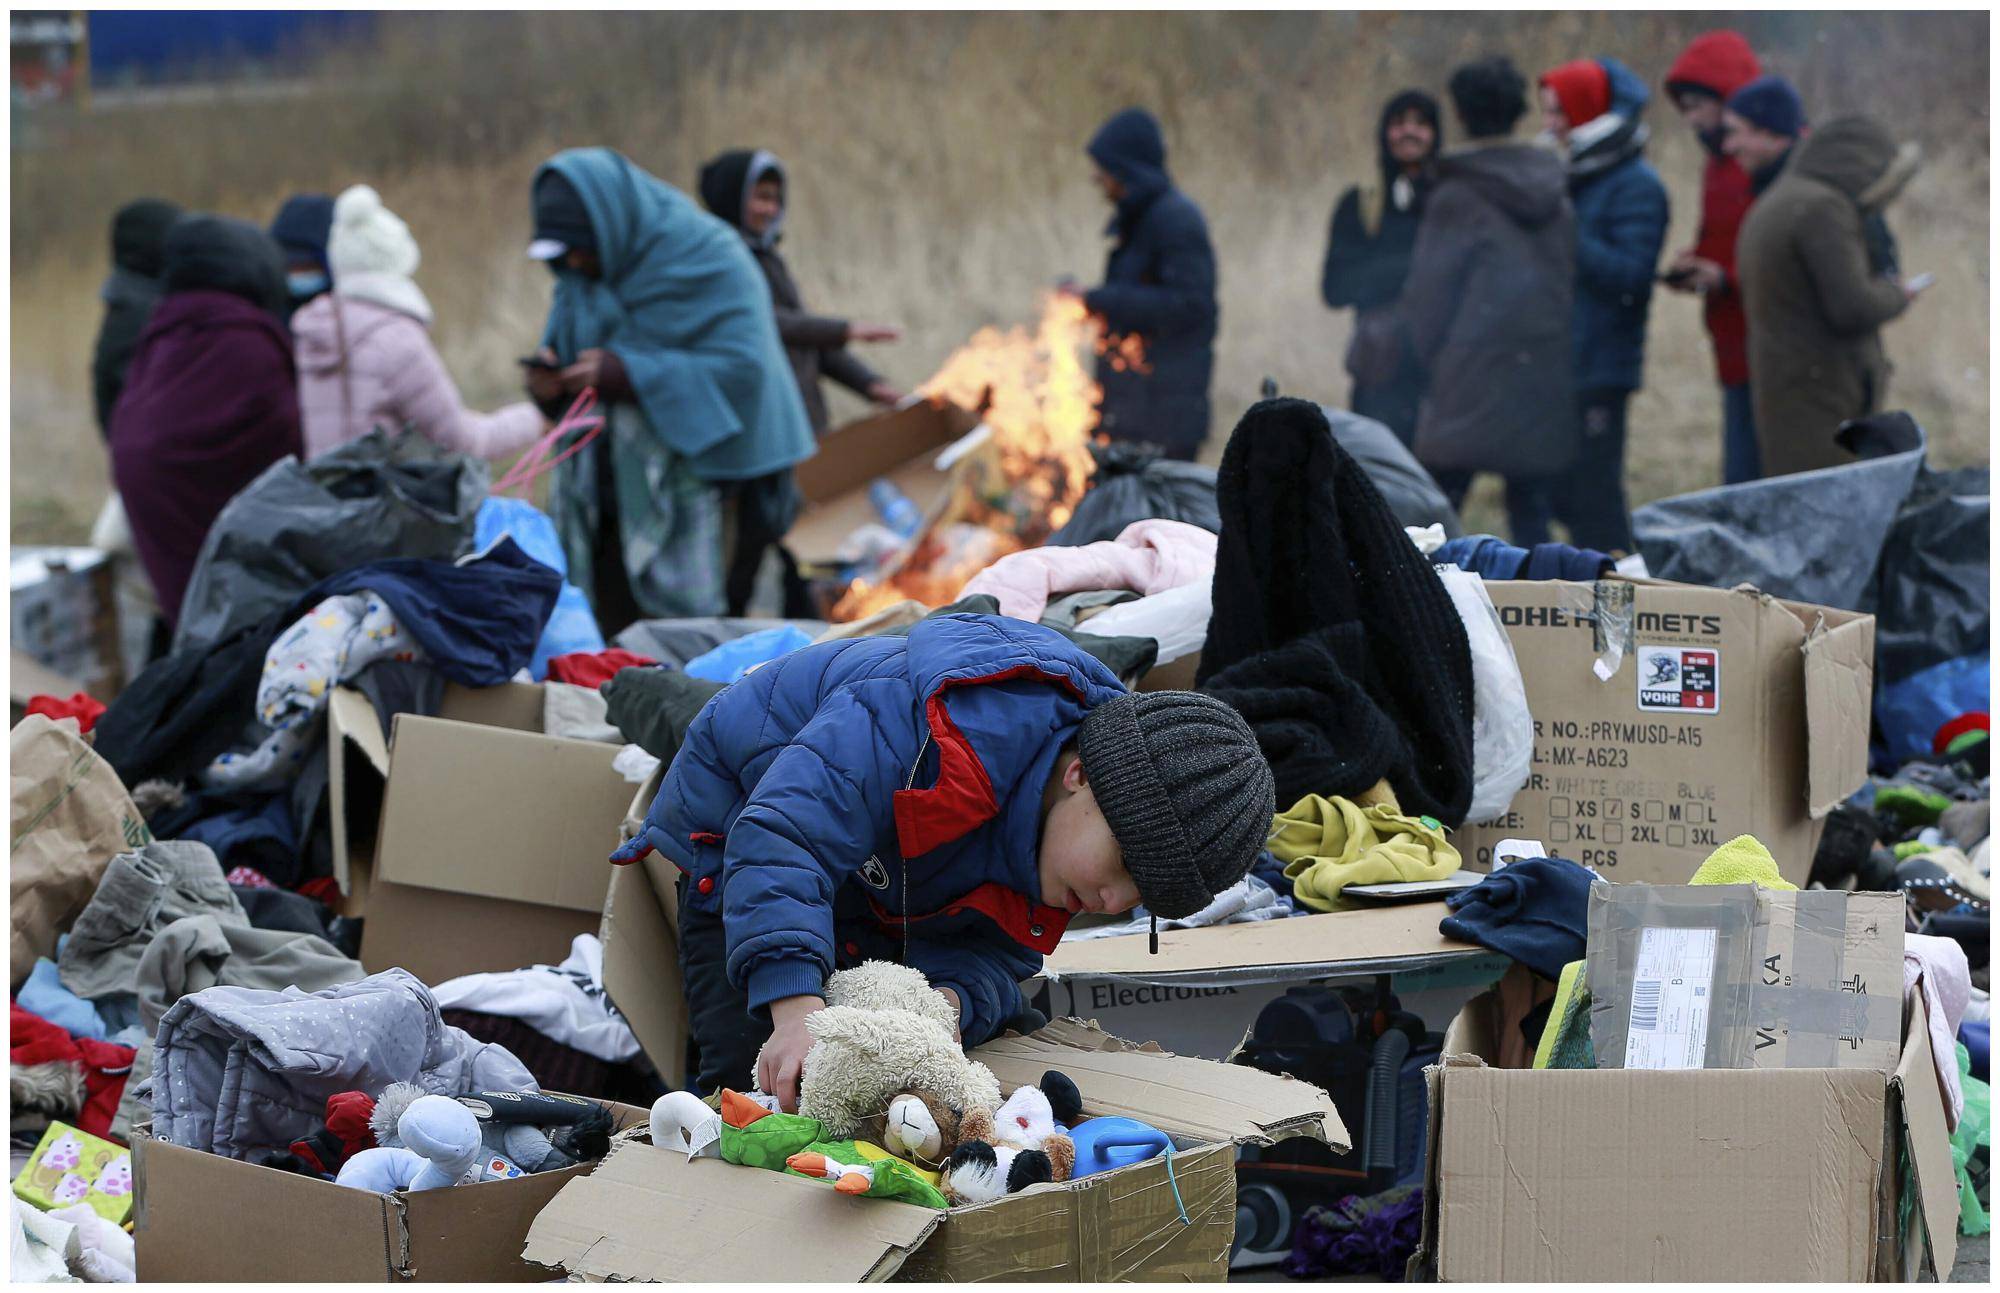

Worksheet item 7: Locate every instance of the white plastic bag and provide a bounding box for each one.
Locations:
[1080,581,1212,665]
[1434,563,1534,823]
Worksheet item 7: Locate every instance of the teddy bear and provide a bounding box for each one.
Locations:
[788,961,1001,1142]
[941,1071,1084,1206]
[850,1088,967,1173]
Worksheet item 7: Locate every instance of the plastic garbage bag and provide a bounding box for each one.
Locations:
[1082,581,1212,666]
[1323,406,1463,538]
[475,496,604,679]
[173,431,488,652]
[1434,563,1534,823]
[1049,442,1218,546]
[1876,655,1992,767]
[682,625,816,684]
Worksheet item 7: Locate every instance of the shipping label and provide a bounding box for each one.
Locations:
[1624,925,1718,1070]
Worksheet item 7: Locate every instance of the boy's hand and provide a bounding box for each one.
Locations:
[758,995,825,1112]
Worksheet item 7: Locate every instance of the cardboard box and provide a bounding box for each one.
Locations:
[786,399,982,567]
[10,546,122,701]
[1035,905,1507,1060]
[1456,577,1874,884]
[131,1100,646,1281]
[523,1020,1347,1282]
[1411,970,1960,1282]
[1585,885,1904,1072]
[348,683,640,986]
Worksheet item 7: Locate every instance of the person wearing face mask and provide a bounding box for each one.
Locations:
[1659,30,1764,485]
[1321,90,1444,447]
[522,149,815,638]
[270,193,335,321]
[697,149,904,616]
[1530,56,1668,554]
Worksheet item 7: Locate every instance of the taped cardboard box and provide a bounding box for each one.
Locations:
[1411,970,1960,1282]
[524,1019,1346,1282]
[1455,577,1874,884]
[1034,904,1505,1060]
[786,398,981,567]
[576,828,1347,1280]
[130,1100,645,1282]
[347,683,639,986]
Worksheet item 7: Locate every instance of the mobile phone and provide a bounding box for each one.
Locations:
[1906,272,1936,293]
[1659,267,1697,287]
[518,354,558,370]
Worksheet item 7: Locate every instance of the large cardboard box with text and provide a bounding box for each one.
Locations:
[131,1099,647,1282]
[1411,970,1960,1282]
[1458,578,1874,885]
[571,808,1349,1281]
[327,682,639,987]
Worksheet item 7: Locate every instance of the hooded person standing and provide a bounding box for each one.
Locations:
[1396,57,1577,540]
[270,193,335,322]
[91,198,182,437]
[1659,30,1764,484]
[1736,113,1925,477]
[521,148,815,637]
[1531,56,1669,552]
[697,148,904,616]
[109,216,301,630]
[1066,107,1218,462]
[1321,90,1444,445]
[293,184,548,461]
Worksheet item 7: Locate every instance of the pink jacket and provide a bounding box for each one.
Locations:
[957,518,1217,621]
[292,292,545,461]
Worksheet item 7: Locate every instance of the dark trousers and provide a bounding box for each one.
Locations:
[1722,383,1761,486]
[1504,389,1632,553]
[1431,470,1557,548]
[723,470,810,618]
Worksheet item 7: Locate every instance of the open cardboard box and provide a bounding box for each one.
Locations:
[1411,968,1961,1282]
[1455,577,1874,885]
[328,682,640,986]
[569,785,1350,1281]
[131,1098,647,1281]
[786,398,982,568]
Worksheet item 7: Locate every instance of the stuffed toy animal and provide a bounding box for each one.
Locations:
[335,1095,482,1193]
[851,1089,967,1173]
[942,1071,1083,1206]
[651,1088,950,1208]
[373,1083,610,1178]
[785,962,1002,1142]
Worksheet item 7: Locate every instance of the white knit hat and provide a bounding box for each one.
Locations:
[328,184,420,280]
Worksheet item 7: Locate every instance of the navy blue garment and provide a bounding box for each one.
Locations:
[1084,109,1219,461]
[1439,857,1597,981]
[1567,59,1671,393]
[617,613,1127,1046]
[269,193,333,274]
[1434,534,1614,582]
[151,790,301,888]
[95,538,561,789]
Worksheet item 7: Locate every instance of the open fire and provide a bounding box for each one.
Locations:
[829,294,1130,622]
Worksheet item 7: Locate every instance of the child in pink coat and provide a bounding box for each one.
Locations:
[293,185,547,460]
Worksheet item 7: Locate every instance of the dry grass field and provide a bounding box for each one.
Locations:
[10,10,1989,543]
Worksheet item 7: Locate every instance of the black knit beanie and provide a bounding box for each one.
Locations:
[1076,691,1276,920]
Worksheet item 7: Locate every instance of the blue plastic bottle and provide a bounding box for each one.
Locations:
[868,479,923,539]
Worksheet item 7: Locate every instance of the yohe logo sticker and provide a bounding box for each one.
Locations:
[1637,646,1719,714]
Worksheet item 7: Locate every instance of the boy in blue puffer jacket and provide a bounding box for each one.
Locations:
[615,613,1275,1107]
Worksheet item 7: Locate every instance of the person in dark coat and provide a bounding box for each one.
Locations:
[1068,108,1219,462]
[1736,110,1923,478]
[109,216,302,630]
[91,198,182,437]
[1530,56,1670,552]
[1396,58,1577,542]
[698,149,905,616]
[1322,90,1443,446]
[270,192,335,322]
[1660,30,1764,484]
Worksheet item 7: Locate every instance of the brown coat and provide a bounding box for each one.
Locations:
[1737,117,1921,478]
[749,242,881,437]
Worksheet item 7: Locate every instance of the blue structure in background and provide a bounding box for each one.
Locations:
[87,10,372,85]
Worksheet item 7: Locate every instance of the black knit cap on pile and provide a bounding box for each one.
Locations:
[1196,398,1476,825]
[1076,691,1276,921]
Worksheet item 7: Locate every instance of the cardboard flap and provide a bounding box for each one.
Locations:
[1802,612,1876,817]
[972,1018,1349,1152]
[521,1139,941,1283]
[1038,902,1485,986]
[1891,983,1960,1280]
[326,687,390,895]
[787,400,979,564]
[600,853,686,1088]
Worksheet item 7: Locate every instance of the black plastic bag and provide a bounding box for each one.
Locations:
[1048,442,1219,546]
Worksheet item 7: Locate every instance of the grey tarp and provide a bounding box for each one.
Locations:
[1633,412,1989,687]
[172,431,488,651]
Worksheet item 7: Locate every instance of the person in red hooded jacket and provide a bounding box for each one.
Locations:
[1659,30,1764,484]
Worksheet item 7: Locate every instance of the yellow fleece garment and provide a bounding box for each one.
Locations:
[1535,833,1796,1069]
[1268,792,1461,912]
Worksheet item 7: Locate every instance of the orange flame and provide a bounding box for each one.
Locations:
[831,294,1133,622]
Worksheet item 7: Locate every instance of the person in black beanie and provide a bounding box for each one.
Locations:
[1322,89,1443,446]
[1197,398,1476,825]
[91,198,183,437]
